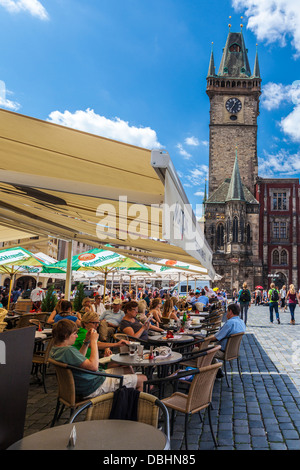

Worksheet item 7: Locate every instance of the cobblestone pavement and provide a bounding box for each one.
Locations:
[23,305,300,450]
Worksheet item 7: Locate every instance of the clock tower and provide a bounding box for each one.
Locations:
[204,29,263,292]
[206,30,261,196]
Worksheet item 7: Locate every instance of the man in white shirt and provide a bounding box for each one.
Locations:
[94,295,105,317]
[30,282,45,311]
[99,299,125,341]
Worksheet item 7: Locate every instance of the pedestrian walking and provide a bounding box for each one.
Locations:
[280,285,287,312]
[268,283,281,324]
[286,284,299,325]
[237,282,251,325]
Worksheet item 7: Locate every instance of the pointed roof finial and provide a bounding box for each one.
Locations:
[253,44,261,78]
[228,16,232,31]
[226,148,245,202]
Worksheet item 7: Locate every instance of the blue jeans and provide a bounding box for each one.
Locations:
[288,303,297,321]
[239,302,249,325]
[269,302,279,322]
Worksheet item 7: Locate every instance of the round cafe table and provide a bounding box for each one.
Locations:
[7,420,169,450]
[110,351,182,379]
[147,333,194,346]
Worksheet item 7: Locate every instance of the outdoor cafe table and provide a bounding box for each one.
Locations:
[147,333,194,347]
[109,351,182,379]
[7,420,169,450]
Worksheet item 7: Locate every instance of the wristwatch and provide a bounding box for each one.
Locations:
[83,340,90,346]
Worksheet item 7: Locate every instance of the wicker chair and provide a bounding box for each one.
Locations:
[15,312,49,329]
[32,337,54,393]
[221,332,244,387]
[179,344,221,370]
[48,358,124,427]
[161,363,221,449]
[69,391,170,448]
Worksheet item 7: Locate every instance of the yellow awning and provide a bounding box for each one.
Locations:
[0,109,215,279]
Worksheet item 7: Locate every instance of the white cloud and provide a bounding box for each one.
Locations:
[0,80,21,111]
[259,149,300,177]
[232,0,300,56]
[47,108,162,149]
[176,143,192,159]
[262,80,300,141]
[186,166,209,186]
[194,191,204,197]
[185,136,200,146]
[261,82,288,111]
[185,136,209,147]
[0,0,49,20]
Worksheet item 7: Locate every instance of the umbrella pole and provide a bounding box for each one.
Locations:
[187,275,189,296]
[64,241,73,301]
[8,272,14,310]
[120,275,122,301]
[104,270,108,298]
[110,271,114,302]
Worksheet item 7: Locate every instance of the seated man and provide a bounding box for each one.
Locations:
[99,299,125,341]
[206,303,246,377]
[50,319,147,398]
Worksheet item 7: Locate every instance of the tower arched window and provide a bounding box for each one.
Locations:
[210,225,215,250]
[240,217,244,243]
[232,217,238,243]
[217,224,224,249]
[246,224,251,244]
[227,218,231,242]
[272,250,279,266]
[281,250,288,266]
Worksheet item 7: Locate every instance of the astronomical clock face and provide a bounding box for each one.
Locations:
[225,97,242,114]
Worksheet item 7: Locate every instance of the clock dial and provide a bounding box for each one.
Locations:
[225,98,242,114]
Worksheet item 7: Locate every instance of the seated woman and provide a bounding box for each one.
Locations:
[73,312,129,361]
[47,299,64,325]
[148,298,162,325]
[161,299,179,321]
[53,300,81,327]
[50,319,146,398]
[79,297,95,317]
[119,301,163,341]
[137,300,148,323]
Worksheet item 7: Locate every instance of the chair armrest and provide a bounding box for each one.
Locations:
[66,364,124,387]
[143,368,200,393]
[179,347,214,361]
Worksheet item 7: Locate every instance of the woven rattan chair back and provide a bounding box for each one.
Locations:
[113,333,129,342]
[224,333,244,361]
[49,358,77,407]
[186,363,221,413]
[16,312,48,328]
[83,391,160,428]
[195,345,221,368]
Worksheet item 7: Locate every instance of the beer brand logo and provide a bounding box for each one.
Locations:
[78,253,96,262]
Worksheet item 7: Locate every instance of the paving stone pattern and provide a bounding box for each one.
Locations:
[23,305,300,450]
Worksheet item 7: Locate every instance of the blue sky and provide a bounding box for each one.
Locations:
[0,0,300,219]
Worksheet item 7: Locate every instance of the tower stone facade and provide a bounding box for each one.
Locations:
[204,30,263,292]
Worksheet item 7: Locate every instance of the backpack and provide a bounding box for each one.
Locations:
[271,289,279,302]
[240,289,250,302]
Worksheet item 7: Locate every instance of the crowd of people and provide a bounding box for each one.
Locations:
[8,278,299,400]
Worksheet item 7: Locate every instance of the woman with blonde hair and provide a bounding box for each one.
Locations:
[162,299,178,321]
[137,299,147,323]
[286,284,299,324]
[148,298,162,325]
